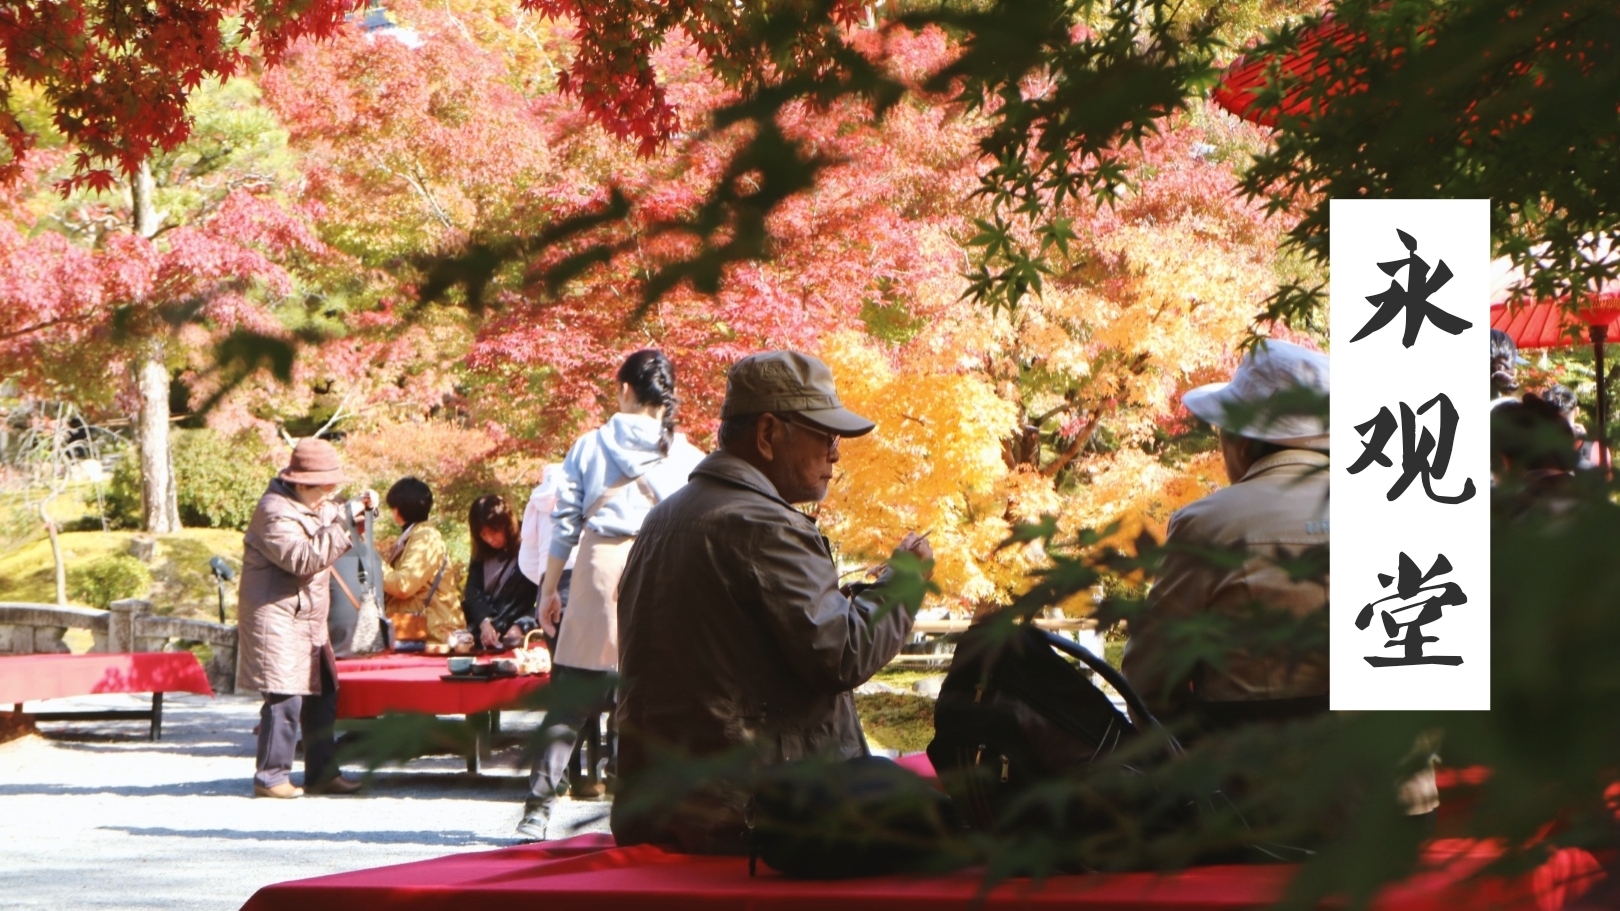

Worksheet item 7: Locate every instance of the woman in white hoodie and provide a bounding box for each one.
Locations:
[519,349,704,840]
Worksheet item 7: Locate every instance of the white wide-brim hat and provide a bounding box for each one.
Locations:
[1182,339,1330,450]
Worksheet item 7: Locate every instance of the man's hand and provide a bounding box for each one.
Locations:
[478,618,502,650]
[896,531,935,579]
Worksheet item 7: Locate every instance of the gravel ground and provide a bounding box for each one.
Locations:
[0,693,611,911]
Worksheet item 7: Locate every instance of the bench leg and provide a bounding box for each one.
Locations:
[149,693,163,742]
[466,712,493,775]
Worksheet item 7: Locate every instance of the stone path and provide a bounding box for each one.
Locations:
[0,693,610,910]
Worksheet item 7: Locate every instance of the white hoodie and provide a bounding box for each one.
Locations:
[547,412,705,561]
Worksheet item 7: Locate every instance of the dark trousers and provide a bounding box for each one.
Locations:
[526,664,615,807]
[254,656,339,788]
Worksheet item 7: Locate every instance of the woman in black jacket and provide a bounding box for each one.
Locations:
[463,494,540,650]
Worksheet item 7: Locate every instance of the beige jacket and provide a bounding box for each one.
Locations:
[235,480,353,695]
[1123,449,1330,721]
[383,524,465,644]
[611,451,915,854]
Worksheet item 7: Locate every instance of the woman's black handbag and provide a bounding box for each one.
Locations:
[328,503,387,658]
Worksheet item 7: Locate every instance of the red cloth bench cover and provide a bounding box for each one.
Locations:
[334,654,460,674]
[0,652,214,704]
[334,663,547,719]
[239,832,1564,911]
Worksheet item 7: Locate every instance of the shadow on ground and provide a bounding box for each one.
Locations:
[0,778,252,798]
[0,770,561,799]
[99,826,508,847]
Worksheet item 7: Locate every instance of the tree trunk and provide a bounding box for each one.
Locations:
[132,159,160,237]
[137,355,180,533]
[41,499,66,606]
[131,160,179,533]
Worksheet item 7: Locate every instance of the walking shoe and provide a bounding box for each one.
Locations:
[253,782,304,799]
[570,776,606,800]
[514,802,551,842]
[306,776,364,796]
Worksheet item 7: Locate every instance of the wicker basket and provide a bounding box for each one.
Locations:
[512,630,552,676]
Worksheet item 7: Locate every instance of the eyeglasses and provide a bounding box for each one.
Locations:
[774,413,841,455]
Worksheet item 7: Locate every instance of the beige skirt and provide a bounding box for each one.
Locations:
[553,528,634,672]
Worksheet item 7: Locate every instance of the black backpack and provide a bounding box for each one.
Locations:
[926,622,1172,834]
[928,623,1318,870]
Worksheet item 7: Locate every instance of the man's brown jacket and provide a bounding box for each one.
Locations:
[611,450,914,853]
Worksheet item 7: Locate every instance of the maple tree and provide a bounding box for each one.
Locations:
[0,0,365,190]
[989,115,1299,548]
[416,18,1285,612]
[1233,0,1620,328]
[0,76,331,531]
[258,0,564,265]
[499,0,1223,318]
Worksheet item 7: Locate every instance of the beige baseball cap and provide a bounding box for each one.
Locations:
[720,351,876,436]
[1182,340,1330,450]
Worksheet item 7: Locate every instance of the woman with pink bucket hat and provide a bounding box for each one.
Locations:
[237,438,376,798]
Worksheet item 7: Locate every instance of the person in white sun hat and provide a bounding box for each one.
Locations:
[1122,339,1331,736]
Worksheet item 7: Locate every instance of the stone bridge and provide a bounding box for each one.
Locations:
[0,600,237,694]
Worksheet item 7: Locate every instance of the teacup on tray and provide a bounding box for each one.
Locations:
[446,656,475,676]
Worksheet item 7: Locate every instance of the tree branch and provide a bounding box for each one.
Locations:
[1041,413,1103,478]
[0,314,92,343]
[310,390,358,439]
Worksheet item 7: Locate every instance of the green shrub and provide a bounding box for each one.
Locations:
[103,457,142,530]
[101,429,274,531]
[173,429,273,530]
[69,555,153,609]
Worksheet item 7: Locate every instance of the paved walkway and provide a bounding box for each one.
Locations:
[0,693,610,910]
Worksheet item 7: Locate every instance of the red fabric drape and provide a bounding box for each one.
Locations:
[0,652,214,704]
[239,832,1561,911]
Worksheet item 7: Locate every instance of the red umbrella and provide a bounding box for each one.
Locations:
[1489,303,1620,350]
[1210,18,1361,125]
[1491,252,1620,469]
[1213,21,1620,460]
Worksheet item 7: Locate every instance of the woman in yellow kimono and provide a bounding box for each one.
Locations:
[382,476,464,644]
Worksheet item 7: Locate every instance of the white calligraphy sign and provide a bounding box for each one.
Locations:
[1330,198,1490,711]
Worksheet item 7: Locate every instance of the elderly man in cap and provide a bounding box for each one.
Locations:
[610,350,933,854]
[1123,340,1331,734]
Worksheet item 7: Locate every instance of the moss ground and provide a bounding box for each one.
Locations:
[0,528,245,620]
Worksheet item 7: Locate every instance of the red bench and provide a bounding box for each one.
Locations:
[0,652,215,740]
[334,655,548,773]
[238,830,1575,911]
